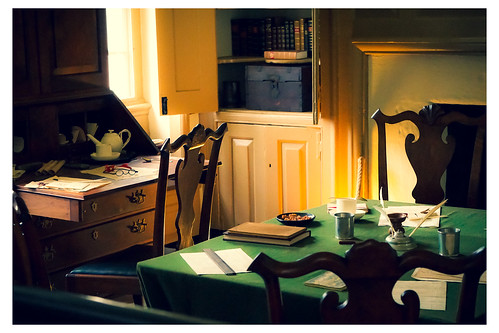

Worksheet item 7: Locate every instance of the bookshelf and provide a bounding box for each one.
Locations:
[215,8,317,120]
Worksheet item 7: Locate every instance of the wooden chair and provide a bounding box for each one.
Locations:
[372,103,486,208]
[249,239,486,324]
[14,285,222,324]
[65,122,227,304]
[13,191,51,290]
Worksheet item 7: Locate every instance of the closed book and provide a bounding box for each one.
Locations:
[307,18,313,57]
[264,17,273,50]
[264,50,308,60]
[223,229,311,246]
[299,18,305,51]
[294,20,300,50]
[226,222,307,239]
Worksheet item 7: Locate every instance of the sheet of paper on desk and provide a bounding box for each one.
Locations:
[412,267,487,284]
[180,248,253,275]
[393,280,447,311]
[24,177,111,192]
[378,206,441,228]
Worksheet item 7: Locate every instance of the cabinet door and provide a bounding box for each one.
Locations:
[155,9,218,115]
[218,123,321,229]
[13,9,40,100]
[36,9,109,95]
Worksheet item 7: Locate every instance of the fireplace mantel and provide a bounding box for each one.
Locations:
[353,37,486,54]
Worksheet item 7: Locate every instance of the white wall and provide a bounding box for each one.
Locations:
[367,54,486,202]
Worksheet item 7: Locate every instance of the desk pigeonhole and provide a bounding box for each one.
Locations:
[245,64,312,112]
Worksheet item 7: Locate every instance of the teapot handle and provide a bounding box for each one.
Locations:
[118,129,131,149]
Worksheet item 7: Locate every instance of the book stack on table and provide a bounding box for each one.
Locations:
[223,222,310,246]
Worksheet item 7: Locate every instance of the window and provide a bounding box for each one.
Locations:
[106,8,134,100]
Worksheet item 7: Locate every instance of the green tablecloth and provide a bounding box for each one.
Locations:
[137,200,486,324]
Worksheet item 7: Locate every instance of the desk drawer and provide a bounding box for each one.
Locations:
[81,183,157,223]
[41,209,155,273]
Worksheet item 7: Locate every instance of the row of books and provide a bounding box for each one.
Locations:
[231,17,313,58]
[223,222,310,246]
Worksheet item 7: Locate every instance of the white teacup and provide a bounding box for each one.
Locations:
[96,144,112,157]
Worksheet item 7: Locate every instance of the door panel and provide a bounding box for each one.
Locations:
[231,138,255,224]
[217,123,321,229]
[279,141,308,213]
[155,9,218,115]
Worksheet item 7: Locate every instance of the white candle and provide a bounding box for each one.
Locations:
[336,198,357,214]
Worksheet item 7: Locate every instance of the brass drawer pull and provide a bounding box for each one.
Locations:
[128,218,147,233]
[42,244,56,262]
[38,218,54,230]
[127,189,146,204]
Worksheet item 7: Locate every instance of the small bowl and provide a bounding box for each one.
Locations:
[276,212,316,226]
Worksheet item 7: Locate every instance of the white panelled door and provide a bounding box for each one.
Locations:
[217,123,321,229]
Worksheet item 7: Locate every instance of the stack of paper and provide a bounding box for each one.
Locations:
[223,222,311,246]
[24,176,111,192]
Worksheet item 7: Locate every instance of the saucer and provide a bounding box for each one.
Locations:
[91,152,120,161]
[328,209,366,221]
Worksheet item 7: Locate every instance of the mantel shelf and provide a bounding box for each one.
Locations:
[353,38,486,54]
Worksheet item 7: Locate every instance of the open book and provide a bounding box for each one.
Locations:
[180,248,253,275]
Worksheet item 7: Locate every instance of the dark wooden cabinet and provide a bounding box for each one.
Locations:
[13,9,157,166]
[13,9,109,103]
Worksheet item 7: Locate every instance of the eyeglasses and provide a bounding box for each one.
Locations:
[114,168,138,176]
[103,164,138,176]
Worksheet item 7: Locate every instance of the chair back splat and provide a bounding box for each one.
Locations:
[162,122,227,250]
[372,103,486,208]
[249,239,486,324]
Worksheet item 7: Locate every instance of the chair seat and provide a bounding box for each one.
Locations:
[69,245,175,277]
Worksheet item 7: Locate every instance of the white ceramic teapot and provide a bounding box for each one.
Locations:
[87,129,131,153]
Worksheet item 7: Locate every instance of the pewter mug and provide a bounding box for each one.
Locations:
[438,227,460,256]
[335,212,354,240]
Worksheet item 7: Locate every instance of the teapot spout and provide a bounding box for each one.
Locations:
[87,134,102,146]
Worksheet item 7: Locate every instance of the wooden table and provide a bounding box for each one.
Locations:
[137,200,486,324]
[15,155,179,290]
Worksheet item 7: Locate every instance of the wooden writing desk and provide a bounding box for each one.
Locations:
[15,156,178,290]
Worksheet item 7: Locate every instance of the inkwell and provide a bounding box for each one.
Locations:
[385,213,417,251]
